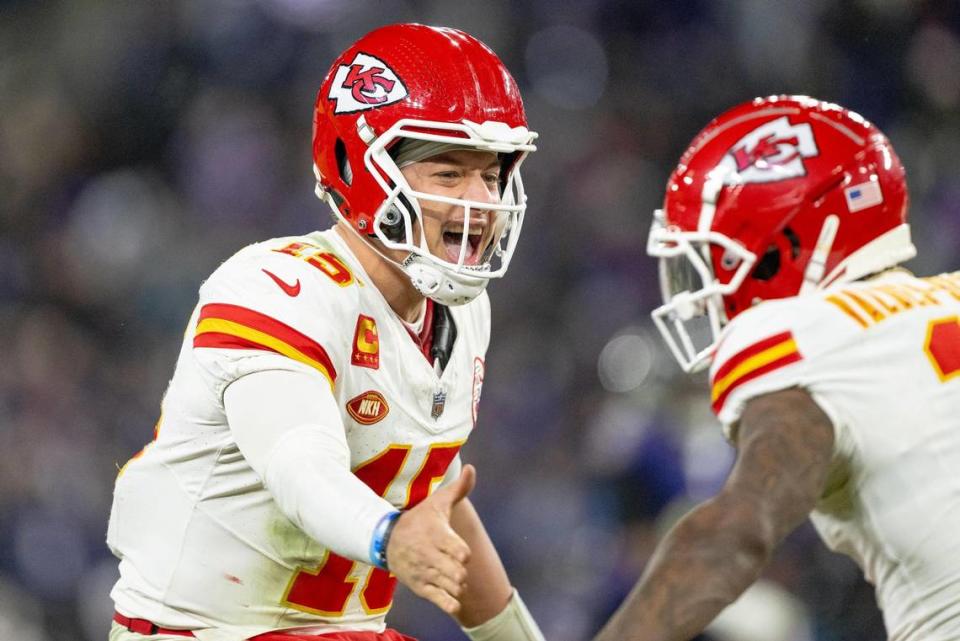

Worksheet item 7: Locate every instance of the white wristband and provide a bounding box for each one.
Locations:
[461,590,545,641]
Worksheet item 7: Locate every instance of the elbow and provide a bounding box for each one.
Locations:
[724,527,775,585]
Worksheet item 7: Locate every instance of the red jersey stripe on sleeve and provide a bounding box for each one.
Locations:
[193,303,337,388]
[710,331,802,415]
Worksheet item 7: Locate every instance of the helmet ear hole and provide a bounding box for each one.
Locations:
[783,227,801,259]
[752,245,781,281]
[335,138,352,185]
[752,227,800,282]
[379,191,415,243]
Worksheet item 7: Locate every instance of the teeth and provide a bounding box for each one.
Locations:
[446,228,483,236]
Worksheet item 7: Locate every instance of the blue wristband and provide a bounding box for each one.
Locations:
[369,511,401,570]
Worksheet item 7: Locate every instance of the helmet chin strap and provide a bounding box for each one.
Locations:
[316,162,495,307]
[401,253,488,306]
[372,203,489,306]
[370,192,491,306]
[346,219,488,306]
[335,208,488,307]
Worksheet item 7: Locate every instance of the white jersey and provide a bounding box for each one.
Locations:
[710,270,960,641]
[107,229,489,640]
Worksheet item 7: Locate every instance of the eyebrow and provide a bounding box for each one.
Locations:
[425,153,501,170]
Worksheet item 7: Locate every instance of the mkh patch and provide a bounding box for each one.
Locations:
[346,390,389,425]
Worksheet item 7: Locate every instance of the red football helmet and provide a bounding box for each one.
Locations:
[312,23,537,305]
[648,95,915,372]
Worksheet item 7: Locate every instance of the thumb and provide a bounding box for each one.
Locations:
[433,463,476,511]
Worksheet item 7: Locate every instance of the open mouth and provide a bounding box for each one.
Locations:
[442,226,485,265]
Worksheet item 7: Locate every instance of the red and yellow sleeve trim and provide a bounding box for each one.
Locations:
[710,331,802,414]
[194,303,337,389]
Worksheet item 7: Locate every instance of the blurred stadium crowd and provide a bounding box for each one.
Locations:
[2,1,960,640]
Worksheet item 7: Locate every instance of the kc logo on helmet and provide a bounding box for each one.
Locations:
[329,53,408,114]
[716,116,819,184]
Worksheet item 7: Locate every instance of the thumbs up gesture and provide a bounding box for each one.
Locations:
[386,464,477,615]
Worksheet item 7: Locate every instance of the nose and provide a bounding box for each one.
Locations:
[463,171,498,206]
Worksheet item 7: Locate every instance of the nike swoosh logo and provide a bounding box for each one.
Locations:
[262,269,301,297]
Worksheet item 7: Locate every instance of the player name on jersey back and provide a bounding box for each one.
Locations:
[710,270,960,641]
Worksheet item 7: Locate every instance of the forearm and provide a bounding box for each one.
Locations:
[595,388,835,641]
[451,497,546,641]
[595,493,772,641]
[225,369,397,564]
[260,425,397,563]
[450,497,512,627]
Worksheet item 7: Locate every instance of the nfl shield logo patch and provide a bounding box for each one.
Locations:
[431,390,446,419]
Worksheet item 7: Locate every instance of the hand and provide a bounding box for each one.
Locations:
[386,464,476,615]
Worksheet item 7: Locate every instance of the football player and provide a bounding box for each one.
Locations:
[594,96,960,641]
[107,24,544,641]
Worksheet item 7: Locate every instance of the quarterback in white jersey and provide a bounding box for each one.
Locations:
[109,231,489,638]
[594,96,960,641]
[107,23,544,641]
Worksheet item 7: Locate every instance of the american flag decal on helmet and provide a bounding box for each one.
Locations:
[844,180,884,213]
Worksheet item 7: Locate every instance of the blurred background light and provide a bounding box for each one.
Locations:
[597,330,656,393]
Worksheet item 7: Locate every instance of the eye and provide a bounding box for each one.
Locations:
[483,172,500,185]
